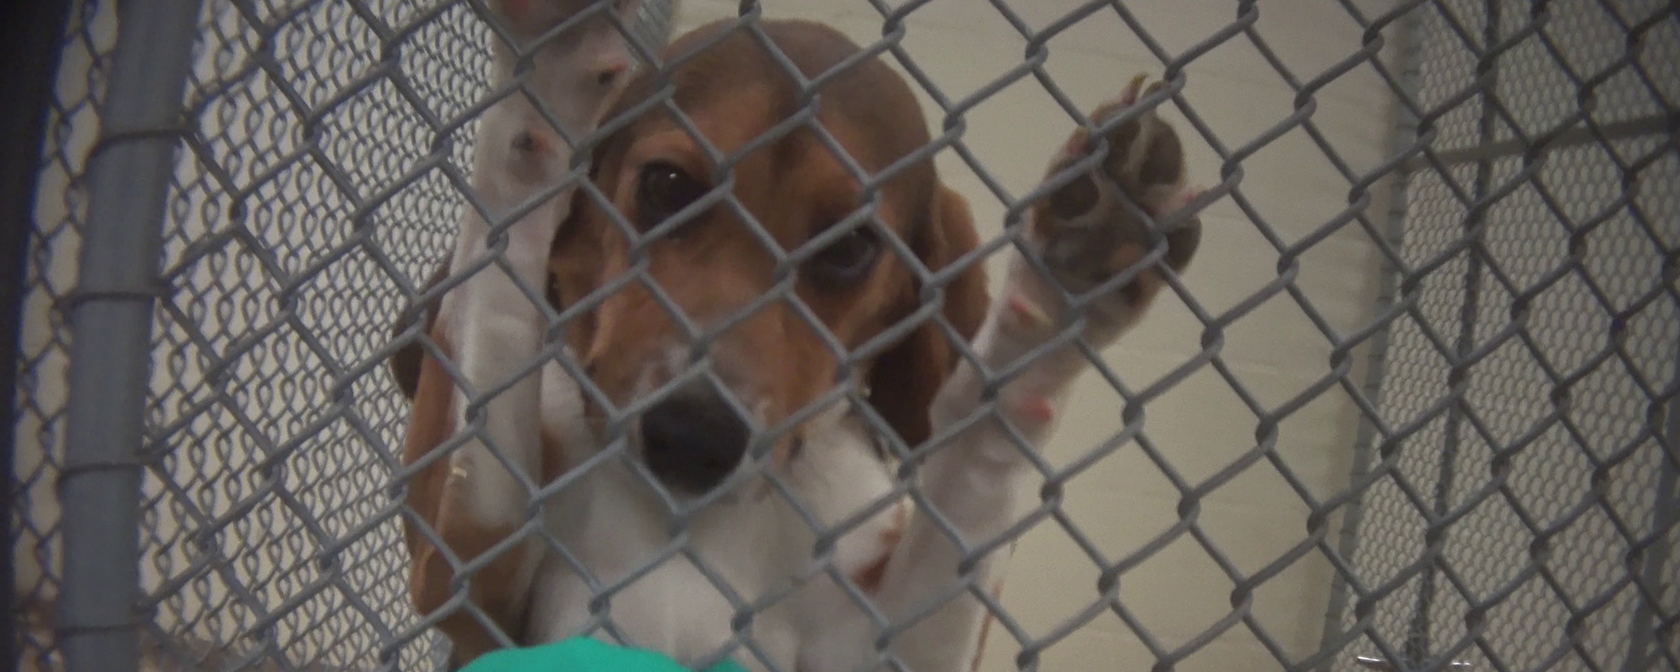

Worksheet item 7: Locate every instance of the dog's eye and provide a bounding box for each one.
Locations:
[804,227,881,287]
[636,162,708,231]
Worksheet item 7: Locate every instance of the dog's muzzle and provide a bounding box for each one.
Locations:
[639,381,751,494]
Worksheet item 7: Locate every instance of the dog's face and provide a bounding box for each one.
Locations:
[549,20,989,496]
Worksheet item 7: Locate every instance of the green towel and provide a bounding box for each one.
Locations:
[458,637,748,672]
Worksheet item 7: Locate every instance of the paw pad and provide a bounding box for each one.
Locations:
[1026,74,1205,325]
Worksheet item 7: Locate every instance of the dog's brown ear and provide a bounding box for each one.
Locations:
[866,184,990,449]
[390,262,452,400]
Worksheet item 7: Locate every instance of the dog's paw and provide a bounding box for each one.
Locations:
[1011,74,1203,344]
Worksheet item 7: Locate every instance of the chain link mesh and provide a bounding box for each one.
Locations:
[13,1,119,668]
[9,0,1677,671]
[1331,1,1678,671]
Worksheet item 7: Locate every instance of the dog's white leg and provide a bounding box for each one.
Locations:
[807,75,1204,672]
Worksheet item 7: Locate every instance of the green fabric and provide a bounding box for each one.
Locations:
[458,637,749,672]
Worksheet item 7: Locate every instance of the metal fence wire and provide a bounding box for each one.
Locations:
[6,1,1677,672]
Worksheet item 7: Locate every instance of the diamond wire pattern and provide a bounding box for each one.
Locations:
[1337,1,1679,671]
[9,1,1678,672]
[11,1,118,670]
[10,0,510,669]
[134,0,465,667]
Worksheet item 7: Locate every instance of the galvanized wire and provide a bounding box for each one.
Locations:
[8,1,1678,672]
[1328,2,1680,672]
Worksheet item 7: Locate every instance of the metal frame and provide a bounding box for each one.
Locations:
[7,1,1678,672]
[1323,1,1680,671]
[55,3,208,672]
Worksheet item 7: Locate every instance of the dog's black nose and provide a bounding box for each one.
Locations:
[639,384,751,494]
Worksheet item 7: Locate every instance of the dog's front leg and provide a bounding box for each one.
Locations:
[809,75,1204,672]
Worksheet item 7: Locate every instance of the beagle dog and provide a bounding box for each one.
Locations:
[390,14,1203,672]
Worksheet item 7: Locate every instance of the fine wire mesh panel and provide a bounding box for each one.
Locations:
[10,1,677,670]
[1333,1,1680,671]
[135,1,487,669]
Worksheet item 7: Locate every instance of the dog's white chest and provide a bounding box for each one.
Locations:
[522,415,900,672]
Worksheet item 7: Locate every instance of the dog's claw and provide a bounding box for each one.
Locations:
[1119,73,1148,106]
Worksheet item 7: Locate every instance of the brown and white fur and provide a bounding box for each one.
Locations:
[391,14,1204,672]
[388,0,646,661]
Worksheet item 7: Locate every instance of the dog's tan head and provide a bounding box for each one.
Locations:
[548,19,988,494]
[390,19,989,497]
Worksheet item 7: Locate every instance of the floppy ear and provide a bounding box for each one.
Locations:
[866,184,991,449]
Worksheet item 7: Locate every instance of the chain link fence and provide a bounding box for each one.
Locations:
[1324,2,1679,671]
[6,1,1676,672]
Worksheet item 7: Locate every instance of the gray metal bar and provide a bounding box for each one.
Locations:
[1399,112,1676,173]
[55,2,205,672]
[1407,0,1501,666]
[1,1,77,669]
[1623,334,1680,671]
[1316,5,1430,671]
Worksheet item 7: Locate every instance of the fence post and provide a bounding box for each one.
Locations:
[55,2,204,672]
[1405,0,1501,665]
[1624,337,1680,671]
[1314,6,1427,670]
